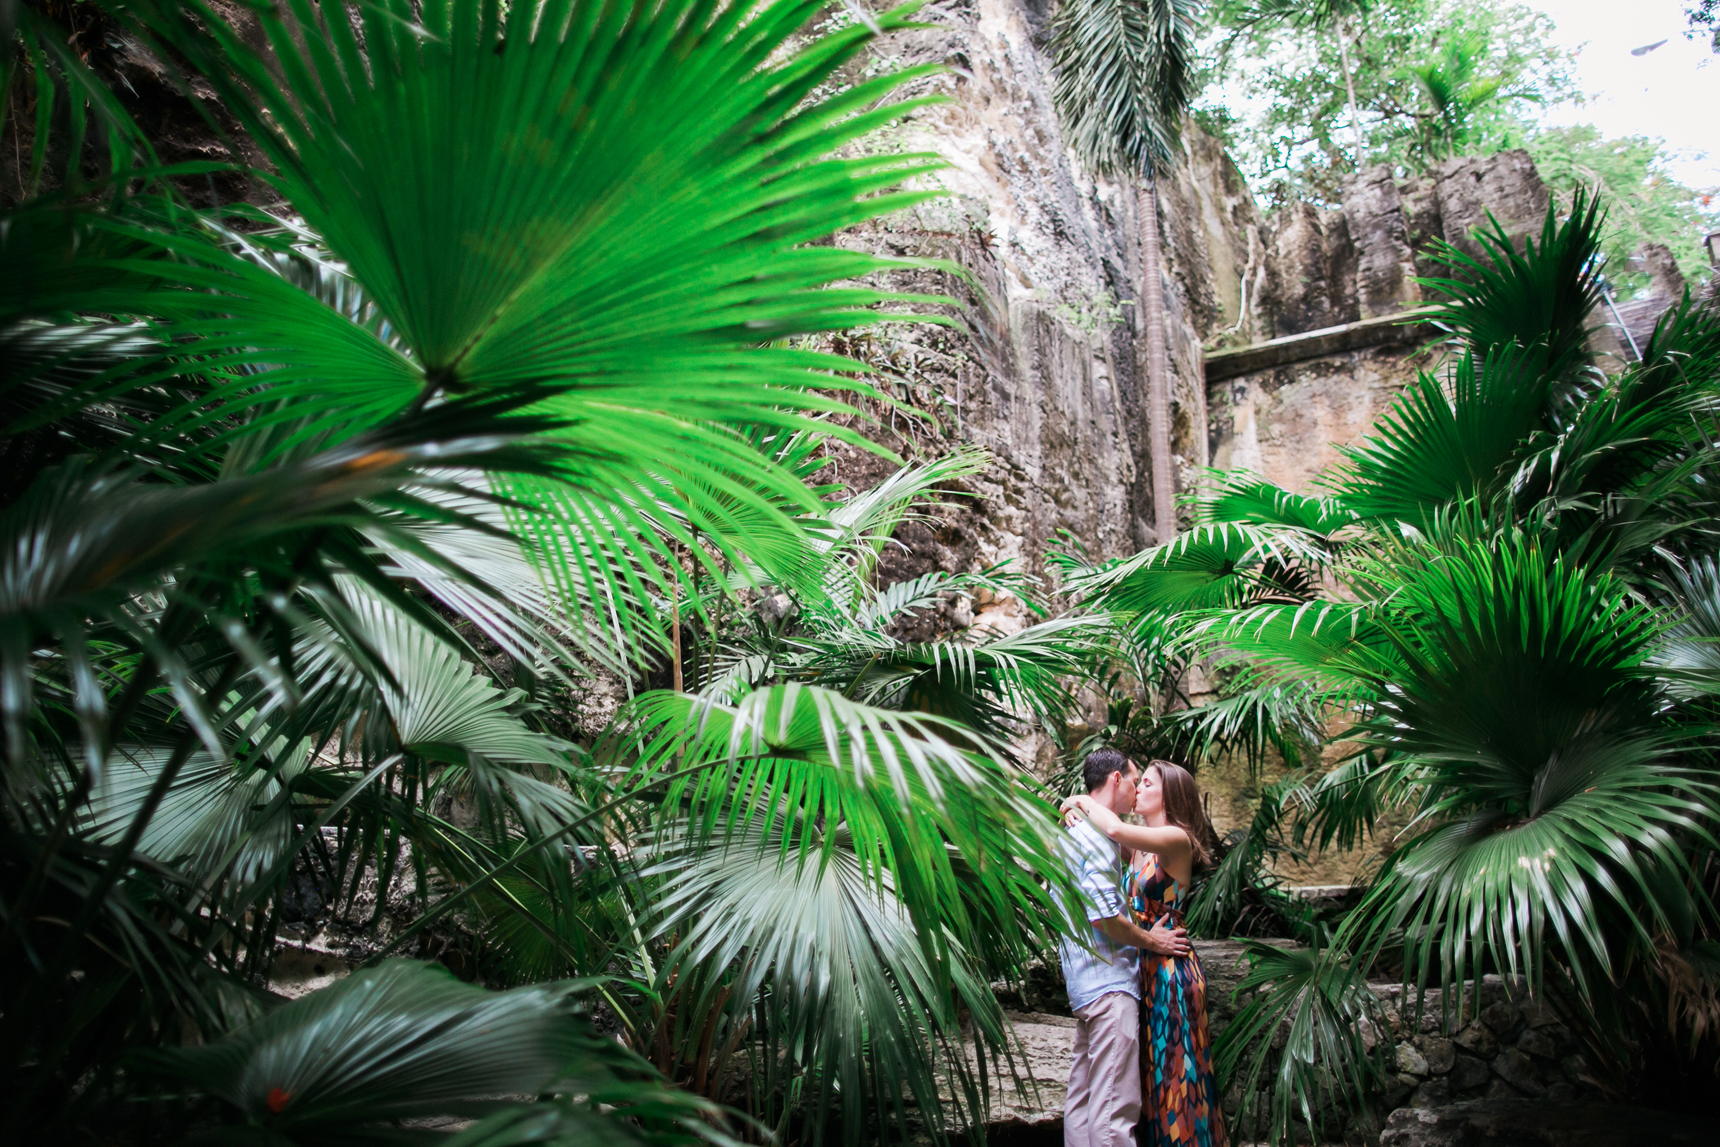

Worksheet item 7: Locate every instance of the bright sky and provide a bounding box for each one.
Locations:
[1518,0,1719,188]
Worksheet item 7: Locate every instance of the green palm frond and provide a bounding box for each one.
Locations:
[646,819,1009,1142]
[1651,556,1720,699]
[1636,287,1720,401]
[1215,941,1387,1145]
[0,422,545,771]
[1417,188,1605,373]
[1194,471,1358,537]
[614,684,1075,968]
[79,744,301,887]
[808,447,991,617]
[1065,523,1323,616]
[1185,771,1311,937]
[129,0,944,425]
[1183,597,1398,691]
[1294,750,1406,854]
[1332,348,1560,525]
[139,960,719,1145]
[1049,0,1204,178]
[851,563,1030,630]
[1150,680,1331,771]
[809,614,1102,739]
[1340,531,1715,995]
[28,0,965,676]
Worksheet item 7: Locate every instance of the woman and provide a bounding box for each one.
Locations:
[1063,759,1226,1147]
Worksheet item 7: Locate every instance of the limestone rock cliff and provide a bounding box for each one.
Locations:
[830,5,1604,594]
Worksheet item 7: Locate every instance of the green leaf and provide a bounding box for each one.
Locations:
[1332,348,1559,525]
[1417,187,1604,372]
[1049,0,1204,178]
[1215,940,1386,1146]
[1067,523,1321,616]
[139,960,705,1143]
[1194,472,1357,536]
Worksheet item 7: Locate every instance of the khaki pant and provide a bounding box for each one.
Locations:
[1065,991,1141,1147]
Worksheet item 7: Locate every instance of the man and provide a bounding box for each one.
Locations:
[1056,747,1190,1147]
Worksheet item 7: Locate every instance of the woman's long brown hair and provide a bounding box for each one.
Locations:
[1150,760,1215,873]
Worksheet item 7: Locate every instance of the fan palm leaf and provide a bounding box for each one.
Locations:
[1337,531,1716,996]
[646,819,1010,1142]
[1066,523,1324,617]
[140,959,719,1145]
[1417,189,1604,375]
[615,684,1072,965]
[1332,348,1561,526]
[1214,941,1386,1144]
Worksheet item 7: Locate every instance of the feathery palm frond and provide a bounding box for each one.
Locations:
[616,684,1072,957]
[1048,0,1204,178]
[1215,941,1387,1145]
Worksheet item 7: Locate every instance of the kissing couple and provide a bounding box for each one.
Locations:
[1055,748,1227,1147]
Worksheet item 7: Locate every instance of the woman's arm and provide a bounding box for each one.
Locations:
[1061,794,1192,859]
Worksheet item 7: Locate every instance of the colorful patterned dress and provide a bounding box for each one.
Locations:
[1128,850,1227,1147]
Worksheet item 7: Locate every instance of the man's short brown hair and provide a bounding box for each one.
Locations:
[1082,746,1136,794]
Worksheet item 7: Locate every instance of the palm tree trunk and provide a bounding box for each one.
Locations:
[1335,21,1366,165]
[1139,179,1176,544]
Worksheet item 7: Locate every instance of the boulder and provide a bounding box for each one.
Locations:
[1380,1099,1719,1147]
[1450,1053,1492,1092]
[1397,1042,1431,1075]
[1518,1026,1561,1060]
[1419,1035,1456,1075]
[1454,1021,1500,1057]
[1409,1076,1453,1107]
[1492,1048,1548,1097]
[1482,1000,1524,1036]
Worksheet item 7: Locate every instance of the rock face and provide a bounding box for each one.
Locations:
[814,3,1613,790]
[1206,150,1558,502]
[1370,976,1602,1111]
[821,0,1287,594]
[1379,1100,1719,1147]
[843,1,1581,605]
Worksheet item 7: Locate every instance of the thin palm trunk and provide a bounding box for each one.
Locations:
[1335,21,1366,165]
[1140,179,1176,543]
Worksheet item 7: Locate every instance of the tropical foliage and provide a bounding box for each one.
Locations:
[1204,0,1720,287]
[0,1,1098,1142]
[1061,188,1720,1137]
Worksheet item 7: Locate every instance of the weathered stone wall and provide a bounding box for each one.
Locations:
[1205,149,1555,503]
[819,0,1278,588]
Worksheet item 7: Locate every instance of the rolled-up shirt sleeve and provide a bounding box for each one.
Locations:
[1056,819,1140,1012]
[1070,826,1123,921]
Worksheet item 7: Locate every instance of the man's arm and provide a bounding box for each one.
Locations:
[1094,912,1190,957]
